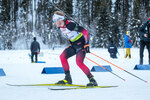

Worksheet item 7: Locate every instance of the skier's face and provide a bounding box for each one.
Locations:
[53,20,64,27]
[128,33,130,36]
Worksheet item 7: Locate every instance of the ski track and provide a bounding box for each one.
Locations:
[0,48,150,100]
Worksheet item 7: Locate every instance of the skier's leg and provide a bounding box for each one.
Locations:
[56,46,76,84]
[76,50,90,75]
[76,50,98,86]
[60,46,76,71]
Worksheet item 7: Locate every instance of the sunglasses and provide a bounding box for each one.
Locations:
[53,20,57,22]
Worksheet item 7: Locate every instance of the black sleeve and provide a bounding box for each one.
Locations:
[66,22,76,31]
[66,22,85,32]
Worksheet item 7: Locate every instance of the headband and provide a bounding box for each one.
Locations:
[53,14,65,20]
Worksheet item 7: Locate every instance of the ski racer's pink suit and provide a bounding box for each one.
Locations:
[59,19,91,76]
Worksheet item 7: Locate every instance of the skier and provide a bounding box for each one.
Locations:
[30,37,40,63]
[108,41,118,58]
[138,18,150,65]
[124,31,132,59]
[52,11,97,86]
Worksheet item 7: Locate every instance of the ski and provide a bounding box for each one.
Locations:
[49,86,118,90]
[6,83,85,87]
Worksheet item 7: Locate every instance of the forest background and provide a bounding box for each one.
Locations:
[0,0,149,50]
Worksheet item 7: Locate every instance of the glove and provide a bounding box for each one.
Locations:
[84,44,90,53]
[129,39,131,42]
[38,52,40,54]
[144,34,148,38]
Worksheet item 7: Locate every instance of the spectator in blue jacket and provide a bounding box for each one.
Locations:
[108,41,118,58]
[124,31,132,59]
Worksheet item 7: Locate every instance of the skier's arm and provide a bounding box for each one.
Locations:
[82,30,89,44]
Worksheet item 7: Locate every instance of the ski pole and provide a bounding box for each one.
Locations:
[85,57,126,81]
[90,52,148,83]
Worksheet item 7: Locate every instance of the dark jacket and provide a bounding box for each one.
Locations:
[30,40,40,53]
[108,43,118,54]
[124,34,132,48]
[138,20,150,42]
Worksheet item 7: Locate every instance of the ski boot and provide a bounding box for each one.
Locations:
[129,55,131,59]
[87,75,98,86]
[56,71,72,84]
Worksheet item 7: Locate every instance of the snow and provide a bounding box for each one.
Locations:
[0,48,150,100]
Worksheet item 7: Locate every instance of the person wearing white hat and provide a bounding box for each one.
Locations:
[52,11,97,86]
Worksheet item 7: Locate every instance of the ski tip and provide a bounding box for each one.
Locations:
[123,79,126,82]
[145,81,148,83]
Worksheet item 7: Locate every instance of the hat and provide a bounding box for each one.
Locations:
[53,14,64,21]
[126,31,130,35]
[33,37,36,41]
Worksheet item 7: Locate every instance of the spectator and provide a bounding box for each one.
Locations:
[108,41,118,58]
[138,18,150,65]
[30,37,40,63]
[124,31,132,59]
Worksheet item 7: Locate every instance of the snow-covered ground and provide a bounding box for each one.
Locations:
[0,48,150,100]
